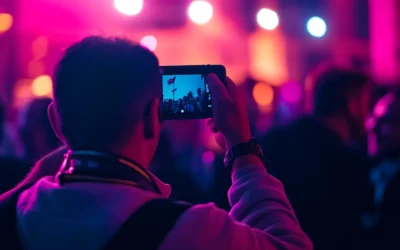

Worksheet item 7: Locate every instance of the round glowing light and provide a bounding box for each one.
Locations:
[188,1,213,25]
[281,82,302,104]
[256,8,279,30]
[202,151,215,164]
[140,35,157,51]
[307,16,327,38]
[253,82,274,106]
[27,60,45,77]
[15,79,33,99]
[32,75,52,97]
[114,0,143,16]
[32,36,48,59]
[0,13,13,33]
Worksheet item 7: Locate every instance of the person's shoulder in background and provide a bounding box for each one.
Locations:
[260,116,320,163]
[0,156,31,195]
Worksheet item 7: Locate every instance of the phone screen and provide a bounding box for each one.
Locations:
[162,74,212,119]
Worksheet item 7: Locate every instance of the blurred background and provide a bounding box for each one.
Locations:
[0,0,399,203]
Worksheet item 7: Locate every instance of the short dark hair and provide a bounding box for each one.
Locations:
[53,36,160,149]
[310,65,369,117]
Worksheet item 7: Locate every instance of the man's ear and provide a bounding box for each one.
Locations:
[144,98,161,139]
[47,102,66,143]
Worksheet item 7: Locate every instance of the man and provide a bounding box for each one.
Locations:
[261,65,374,250]
[2,37,311,249]
[368,90,400,250]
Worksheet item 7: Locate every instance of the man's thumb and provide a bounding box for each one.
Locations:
[207,73,229,99]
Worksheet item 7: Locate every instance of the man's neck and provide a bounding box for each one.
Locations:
[318,116,351,143]
[116,147,150,170]
[83,146,149,170]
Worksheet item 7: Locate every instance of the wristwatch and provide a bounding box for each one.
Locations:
[223,138,264,170]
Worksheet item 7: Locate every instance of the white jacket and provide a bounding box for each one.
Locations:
[17,164,312,250]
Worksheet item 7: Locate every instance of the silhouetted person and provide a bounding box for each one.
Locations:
[368,90,400,250]
[19,98,60,163]
[0,101,30,194]
[261,65,374,250]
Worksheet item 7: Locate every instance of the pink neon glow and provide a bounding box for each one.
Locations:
[369,0,398,82]
[280,82,302,104]
[202,151,215,164]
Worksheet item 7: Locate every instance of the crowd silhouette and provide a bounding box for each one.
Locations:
[163,87,209,115]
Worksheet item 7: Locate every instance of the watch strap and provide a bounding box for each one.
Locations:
[224,138,263,170]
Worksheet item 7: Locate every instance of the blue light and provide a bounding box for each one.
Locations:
[307,16,327,38]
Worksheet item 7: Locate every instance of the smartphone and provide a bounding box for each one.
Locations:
[160,65,226,120]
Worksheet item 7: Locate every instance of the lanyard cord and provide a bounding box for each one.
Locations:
[57,150,161,194]
[60,174,140,188]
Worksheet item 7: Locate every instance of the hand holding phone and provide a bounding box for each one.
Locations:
[206,74,252,150]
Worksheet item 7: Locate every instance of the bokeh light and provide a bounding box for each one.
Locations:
[32,75,52,97]
[256,8,279,30]
[281,82,302,104]
[15,79,33,98]
[0,13,13,33]
[140,35,157,51]
[14,79,33,109]
[307,16,327,38]
[253,82,274,106]
[27,60,45,77]
[202,151,215,164]
[258,104,273,113]
[373,93,395,117]
[32,36,48,59]
[188,1,213,25]
[114,0,143,16]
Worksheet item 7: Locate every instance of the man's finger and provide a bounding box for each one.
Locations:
[225,76,239,98]
[207,73,230,100]
[209,122,218,133]
[215,132,226,150]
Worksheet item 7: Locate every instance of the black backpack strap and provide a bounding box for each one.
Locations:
[104,198,192,250]
[0,183,36,250]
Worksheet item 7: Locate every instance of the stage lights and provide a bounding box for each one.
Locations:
[114,0,143,16]
[188,1,213,25]
[257,8,279,30]
[306,16,327,38]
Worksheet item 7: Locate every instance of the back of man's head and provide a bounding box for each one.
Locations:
[310,65,369,118]
[52,36,160,150]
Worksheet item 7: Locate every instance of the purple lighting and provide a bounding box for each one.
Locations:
[281,82,302,104]
[202,151,215,165]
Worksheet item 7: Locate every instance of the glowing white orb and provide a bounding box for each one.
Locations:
[114,0,143,16]
[307,16,327,38]
[140,35,157,51]
[188,1,213,25]
[256,8,279,30]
